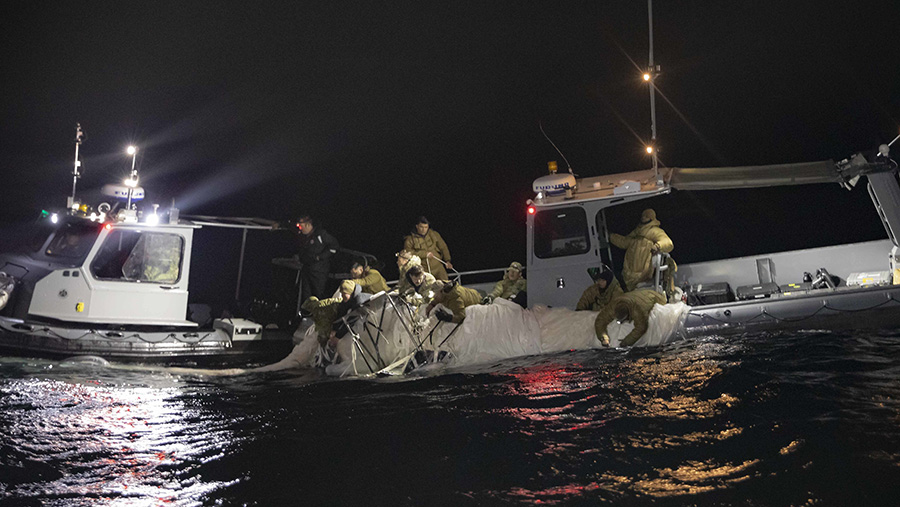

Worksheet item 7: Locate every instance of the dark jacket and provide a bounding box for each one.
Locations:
[298,228,339,272]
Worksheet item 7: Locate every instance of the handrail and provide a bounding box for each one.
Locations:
[386,266,508,286]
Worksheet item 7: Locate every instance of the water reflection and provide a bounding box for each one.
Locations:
[488,341,763,503]
[0,370,240,505]
[631,458,761,496]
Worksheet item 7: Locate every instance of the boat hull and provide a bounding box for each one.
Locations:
[682,284,900,337]
[0,316,294,364]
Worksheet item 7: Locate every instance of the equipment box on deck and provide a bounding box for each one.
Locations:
[214,318,263,341]
[846,271,892,288]
[685,282,735,305]
[780,282,811,296]
[736,282,780,301]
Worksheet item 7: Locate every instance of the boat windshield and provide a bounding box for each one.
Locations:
[533,206,590,258]
[28,220,57,253]
[91,230,184,284]
[43,221,100,259]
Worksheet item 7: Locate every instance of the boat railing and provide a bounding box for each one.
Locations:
[387,267,508,294]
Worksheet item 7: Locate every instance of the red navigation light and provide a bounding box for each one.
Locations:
[104,223,112,231]
[295,222,303,231]
[527,206,536,215]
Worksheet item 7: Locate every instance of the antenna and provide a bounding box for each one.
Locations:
[539,122,574,175]
[646,0,662,186]
[68,123,85,208]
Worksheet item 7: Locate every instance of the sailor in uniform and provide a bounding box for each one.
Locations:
[296,215,339,303]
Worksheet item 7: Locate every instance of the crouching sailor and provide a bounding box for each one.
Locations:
[485,262,527,307]
[576,264,624,312]
[427,280,481,323]
[401,264,436,304]
[394,249,421,293]
[594,289,667,347]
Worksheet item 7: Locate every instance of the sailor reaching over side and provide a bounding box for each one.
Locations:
[301,280,371,361]
[348,257,389,294]
[301,280,355,349]
[427,280,481,324]
[594,289,667,347]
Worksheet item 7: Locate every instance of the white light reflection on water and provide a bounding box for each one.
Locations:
[1,372,241,505]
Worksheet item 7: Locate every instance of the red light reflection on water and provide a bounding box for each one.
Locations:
[485,351,755,503]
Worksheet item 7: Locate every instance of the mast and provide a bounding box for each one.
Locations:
[68,123,84,208]
[646,0,661,186]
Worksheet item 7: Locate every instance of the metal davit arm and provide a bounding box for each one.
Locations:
[867,171,900,248]
[668,156,896,192]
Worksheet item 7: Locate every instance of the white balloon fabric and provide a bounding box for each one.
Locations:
[249,295,690,376]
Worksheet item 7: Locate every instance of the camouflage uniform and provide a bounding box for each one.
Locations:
[576,277,625,312]
[436,284,482,323]
[404,229,451,281]
[609,209,673,291]
[594,289,667,346]
[350,268,389,294]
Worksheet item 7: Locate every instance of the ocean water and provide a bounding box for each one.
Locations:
[2,329,900,506]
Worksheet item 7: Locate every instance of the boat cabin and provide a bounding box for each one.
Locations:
[21,215,197,327]
[525,149,900,310]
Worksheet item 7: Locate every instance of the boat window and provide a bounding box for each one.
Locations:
[91,230,184,284]
[533,206,590,258]
[29,221,57,253]
[44,221,100,259]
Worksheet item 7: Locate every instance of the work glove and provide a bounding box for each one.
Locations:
[481,295,495,305]
[435,308,454,322]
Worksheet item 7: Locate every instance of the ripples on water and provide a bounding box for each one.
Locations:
[2,329,900,506]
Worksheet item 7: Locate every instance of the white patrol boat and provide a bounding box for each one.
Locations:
[523,145,900,337]
[518,0,900,339]
[0,127,295,363]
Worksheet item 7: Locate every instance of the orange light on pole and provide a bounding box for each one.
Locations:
[646,145,654,154]
[643,72,651,81]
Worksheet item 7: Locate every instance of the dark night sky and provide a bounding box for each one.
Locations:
[2,1,899,280]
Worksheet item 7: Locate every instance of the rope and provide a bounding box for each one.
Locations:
[23,325,218,345]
